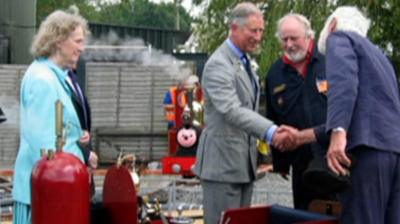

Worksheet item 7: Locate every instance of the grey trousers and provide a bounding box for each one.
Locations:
[200,179,254,224]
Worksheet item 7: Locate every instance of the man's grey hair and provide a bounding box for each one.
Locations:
[318,6,370,54]
[229,2,263,27]
[276,13,315,41]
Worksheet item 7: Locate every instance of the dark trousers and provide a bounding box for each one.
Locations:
[340,146,400,224]
[292,154,334,210]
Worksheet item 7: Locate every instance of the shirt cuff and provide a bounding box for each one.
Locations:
[265,125,278,144]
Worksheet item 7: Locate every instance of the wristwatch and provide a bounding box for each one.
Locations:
[332,127,346,133]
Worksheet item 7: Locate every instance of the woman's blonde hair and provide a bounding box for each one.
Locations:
[30,6,89,58]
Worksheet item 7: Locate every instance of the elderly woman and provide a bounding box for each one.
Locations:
[12,8,91,224]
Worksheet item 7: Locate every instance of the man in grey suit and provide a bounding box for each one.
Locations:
[194,2,294,224]
[318,6,400,224]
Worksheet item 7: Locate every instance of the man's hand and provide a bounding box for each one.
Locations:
[326,130,351,176]
[272,125,298,150]
[273,126,318,152]
[89,151,98,169]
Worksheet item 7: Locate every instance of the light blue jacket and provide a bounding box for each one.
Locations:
[13,58,85,205]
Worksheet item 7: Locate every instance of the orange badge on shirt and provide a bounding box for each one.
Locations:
[316,79,329,95]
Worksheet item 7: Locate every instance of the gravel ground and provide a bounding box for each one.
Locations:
[135,172,293,211]
[1,164,293,221]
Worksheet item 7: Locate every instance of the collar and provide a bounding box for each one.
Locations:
[37,57,69,82]
[227,38,245,59]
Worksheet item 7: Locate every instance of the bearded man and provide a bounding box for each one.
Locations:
[265,13,332,210]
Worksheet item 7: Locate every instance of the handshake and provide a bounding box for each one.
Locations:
[271,125,314,152]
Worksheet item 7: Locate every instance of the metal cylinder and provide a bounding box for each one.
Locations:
[31,151,90,224]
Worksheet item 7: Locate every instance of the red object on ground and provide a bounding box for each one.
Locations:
[103,165,137,224]
[31,151,90,224]
[150,220,163,224]
[220,205,339,224]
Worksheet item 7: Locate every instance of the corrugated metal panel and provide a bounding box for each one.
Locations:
[86,62,178,163]
[8,27,35,64]
[0,62,182,165]
[0,64,26,165]
[0,34,9,63]
[0,0,36,64]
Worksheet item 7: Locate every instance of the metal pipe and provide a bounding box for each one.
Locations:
[55,100,64,152]
[85,45,149,50]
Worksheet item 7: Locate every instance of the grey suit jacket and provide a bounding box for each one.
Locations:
[194,40,274,183]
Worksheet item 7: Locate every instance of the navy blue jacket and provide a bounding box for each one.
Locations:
[265,46,328,173]
[68,70,91,132]
[326,31,400,152]
[68,70,92,164]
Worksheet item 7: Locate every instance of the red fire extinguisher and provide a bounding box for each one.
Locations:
[31,100,90,224]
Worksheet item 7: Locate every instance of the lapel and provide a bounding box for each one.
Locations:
[67,73,84,108]
[221,42,257,105]
[252,63,260,109]
[237,58,256,102]
[39,58,83,129]
[41,58,73,97]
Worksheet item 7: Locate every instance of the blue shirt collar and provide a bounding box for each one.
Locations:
[227,38,246,59]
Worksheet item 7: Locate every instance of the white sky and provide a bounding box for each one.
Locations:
[149,0,202,17]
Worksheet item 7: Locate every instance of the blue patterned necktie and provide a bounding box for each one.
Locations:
[241,54,252,76]
[241,54,258,96]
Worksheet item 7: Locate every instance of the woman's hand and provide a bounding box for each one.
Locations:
[79,130,91,147]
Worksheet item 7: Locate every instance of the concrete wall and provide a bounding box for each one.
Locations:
[0,62,182,165]
[0,64,26,166]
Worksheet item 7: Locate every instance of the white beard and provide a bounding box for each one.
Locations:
[287,51,307,63]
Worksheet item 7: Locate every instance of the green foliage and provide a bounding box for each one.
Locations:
[195,0,239,53]
[194,0,333,77]
[195,0,400,78]
[334,0,400,70]
[37,0,192,31]
[37,0,97,23]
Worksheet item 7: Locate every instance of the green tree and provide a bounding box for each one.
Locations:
[334,0,400,70]
[194,0,400,77]
[194,0,332,77]
[37,0,192,31]
[36,0,99,24]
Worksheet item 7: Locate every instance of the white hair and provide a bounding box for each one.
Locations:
[276,13,315,41]
[318,6,371,55]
